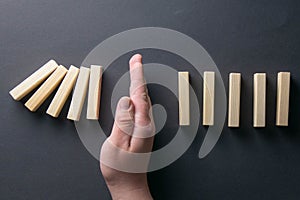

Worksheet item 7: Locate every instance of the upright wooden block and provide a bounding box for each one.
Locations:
[203,71,215,126]
[87,65,103,120]
[228,73,241,127]
[25,65,68,112]
[67,67,90,121]
[9,59,58,100]
[178,71,190,126]
[253,73,266,127]
[46,65,80,118]
[276,72,291,126]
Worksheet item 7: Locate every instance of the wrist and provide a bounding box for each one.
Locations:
[108,184,153,200]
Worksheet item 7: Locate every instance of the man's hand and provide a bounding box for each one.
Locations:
[100,54,154,200]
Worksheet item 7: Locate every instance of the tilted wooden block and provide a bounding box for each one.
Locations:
[46,65,80,118]
[9,59,58,100]
[25,65,68,112]
[178,72,190,126]
[87,65,103,120]
[228,73,241,127]
[203,71,215,126]
[276,72,291,126]
[253,73,266,127]
[67,67,90,121]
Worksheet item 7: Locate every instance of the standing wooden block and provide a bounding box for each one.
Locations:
[203,71,215,126]
[276,72,291,126]
[87,65,103,120]
[25,65,68,112]
[46,65,80,118]
[67,67,90,121]
[9,59,58,100]
[253,73,266,127]
[178,71,190,126]
[228,73,241,127]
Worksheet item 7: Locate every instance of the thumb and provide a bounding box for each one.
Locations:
[108,96,134,149]
[115,96,135,136]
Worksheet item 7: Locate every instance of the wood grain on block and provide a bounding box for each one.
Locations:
[276,72,291,126]
[46,65,80,118]
[203,71,215,126]
[228,73,241,127]
[9,59,58,100]
[67,67,90,121]
[253,73,266,127]
[25,65,68,112]
[178,71,190,126]
[87,65,103,120]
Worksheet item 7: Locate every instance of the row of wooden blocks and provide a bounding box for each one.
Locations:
[9,59,291,127]
[178,71,291,127]
[9,60,103,121]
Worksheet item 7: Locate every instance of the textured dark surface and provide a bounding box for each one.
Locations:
[1,0,300,199]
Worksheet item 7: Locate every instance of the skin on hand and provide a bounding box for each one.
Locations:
[100,54,154,200]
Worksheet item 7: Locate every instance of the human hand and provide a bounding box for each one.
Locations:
[100,54,154,200]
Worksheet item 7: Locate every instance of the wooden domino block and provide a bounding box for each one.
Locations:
[67,67,90,121]
[25,65,68,112]
[178,71,190,126]
[46,65,80,118]
[253,73,266,127]
[276,72,291,126]
[9,59,58,100]
[87,65,103,120]
[203,71,215,126]
[228,73,241,127]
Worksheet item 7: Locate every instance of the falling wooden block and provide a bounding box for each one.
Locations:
[276,72,291,126]
[203,71,215,126]
[178,71,190,126]
[228,73,241,127]
[87,65,103,120]
[9,59,58,100]
[46,65,80,118]
[253,73,266,127]
[67,67,90,121]
[25,65,68,112]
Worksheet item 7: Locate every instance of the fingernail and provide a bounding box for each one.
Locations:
[120,97,131,109]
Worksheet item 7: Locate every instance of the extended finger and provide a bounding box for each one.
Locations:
[129,54,151,126]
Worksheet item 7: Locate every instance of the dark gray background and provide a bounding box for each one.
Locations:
[1,0,300,199]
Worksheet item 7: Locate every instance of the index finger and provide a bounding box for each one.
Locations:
[129,54,147,97]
